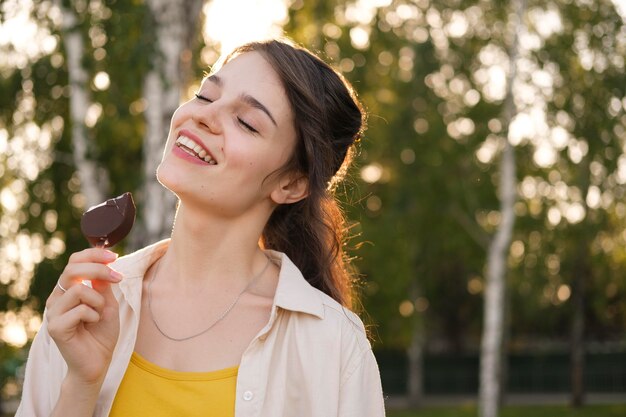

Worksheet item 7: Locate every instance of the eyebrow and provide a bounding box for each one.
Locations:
[207,74,278,127]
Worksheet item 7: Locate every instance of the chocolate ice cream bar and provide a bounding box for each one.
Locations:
[80,192,136,248]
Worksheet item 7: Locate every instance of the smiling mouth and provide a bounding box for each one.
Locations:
[175,135,217,165]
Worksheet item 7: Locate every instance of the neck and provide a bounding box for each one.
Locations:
[161,201,272,291]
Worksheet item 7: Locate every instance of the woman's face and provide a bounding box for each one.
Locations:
[157,51,298,218]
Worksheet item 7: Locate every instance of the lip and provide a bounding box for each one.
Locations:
[174,128,218,164]
[172,145,210,165]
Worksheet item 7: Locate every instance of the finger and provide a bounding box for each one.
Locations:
[49,284,107,318]
[68,248,119,265]
[56,281,69,294]
[67,304,101,324]
[46,282,75,310]
[91,280,119,317]
[48,304,101,341]
[47,264,122,310]
[59,263,123,288]
[46,282,74,310]
[48,250,120,303]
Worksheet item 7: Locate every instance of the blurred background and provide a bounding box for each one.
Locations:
[1,0,625,416]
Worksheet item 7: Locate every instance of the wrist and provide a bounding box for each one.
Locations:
[64,370,106,392]
[51,375,104,417]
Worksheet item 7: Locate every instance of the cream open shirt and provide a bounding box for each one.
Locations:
[17,240,386,416]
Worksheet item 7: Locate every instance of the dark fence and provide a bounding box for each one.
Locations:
[375,350,626,395]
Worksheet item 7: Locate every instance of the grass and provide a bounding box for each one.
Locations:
[387,404,626,417]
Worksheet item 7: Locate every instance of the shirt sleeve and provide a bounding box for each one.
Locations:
[338,347,386,416]
[15,312,63,417]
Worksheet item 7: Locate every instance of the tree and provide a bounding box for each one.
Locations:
[0,0,207,374]
[535,0,626,405]
[130,0,204,250]
[287,0,494,405]
[498,0,626,406]
[479,1,525,415]
[286,0,626,408]
[2,0,626,406]
[56,0,108,209]
[0,0,212,402]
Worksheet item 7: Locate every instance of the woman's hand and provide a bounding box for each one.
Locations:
[45,248,122,385]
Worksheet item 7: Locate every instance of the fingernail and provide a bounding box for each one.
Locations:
[104,251,119,261]
[110,269,123,281]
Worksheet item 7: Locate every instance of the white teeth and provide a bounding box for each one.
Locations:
[175,135,217,165]
[180,146,196,158]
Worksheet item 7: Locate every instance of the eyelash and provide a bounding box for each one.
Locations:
[194,93,212,103]
[237,118,258,134]
[194,93,259,134]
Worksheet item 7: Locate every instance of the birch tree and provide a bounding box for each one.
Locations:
[407,278,425,407]
[543,0,626,405]
[479,1,526,416]
[286,2,503,405]
[132,0,204,248]
[57,0,108,208]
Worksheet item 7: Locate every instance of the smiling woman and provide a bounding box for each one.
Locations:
[16,38,385,417]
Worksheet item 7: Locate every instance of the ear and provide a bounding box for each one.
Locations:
[270,173,309,205]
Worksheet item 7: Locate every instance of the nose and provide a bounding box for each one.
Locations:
[192,106,222,135]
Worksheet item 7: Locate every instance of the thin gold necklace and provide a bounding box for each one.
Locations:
[147,255,272,342]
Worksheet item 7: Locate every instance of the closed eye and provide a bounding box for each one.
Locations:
[194,93,213,103]
[238,117,259,134]
[195,92,258,134]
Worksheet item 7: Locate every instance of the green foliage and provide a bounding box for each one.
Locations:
[0,2,162,312]
[285,0,626,355]
[287,1,501,350]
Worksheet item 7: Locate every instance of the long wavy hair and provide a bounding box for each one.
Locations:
[221,39,365,309]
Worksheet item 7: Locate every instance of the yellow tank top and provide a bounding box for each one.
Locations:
[109,352,238,417]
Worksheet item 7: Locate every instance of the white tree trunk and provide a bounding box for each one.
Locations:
[132,0,204,248]
[407,315,424,407]
[570,157,591,407]
[407,280,424,407]
[58,1,108,209]
[478,141,515,417]
[478,1,525,416]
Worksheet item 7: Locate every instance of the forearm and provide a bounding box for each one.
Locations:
[50,374,104,417]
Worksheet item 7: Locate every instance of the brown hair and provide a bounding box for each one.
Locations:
[223,39,365,308]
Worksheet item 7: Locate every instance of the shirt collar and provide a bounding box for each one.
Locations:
[111,239,169,312]
[110,240,325,320]
[266,250,325,320]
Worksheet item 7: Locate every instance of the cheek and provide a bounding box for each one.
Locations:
[227,142,281,180]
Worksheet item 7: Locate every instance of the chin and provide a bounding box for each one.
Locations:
[156,161,212,210]
[156,158,182,197]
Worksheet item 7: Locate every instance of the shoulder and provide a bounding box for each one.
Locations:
[276,284,376,386]
[317,289,370,349]
[270,250,371,354]
[320,295,374,378]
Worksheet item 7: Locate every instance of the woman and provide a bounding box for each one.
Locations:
[17,38,385,417]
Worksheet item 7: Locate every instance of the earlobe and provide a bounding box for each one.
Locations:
[270,175,309,205]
